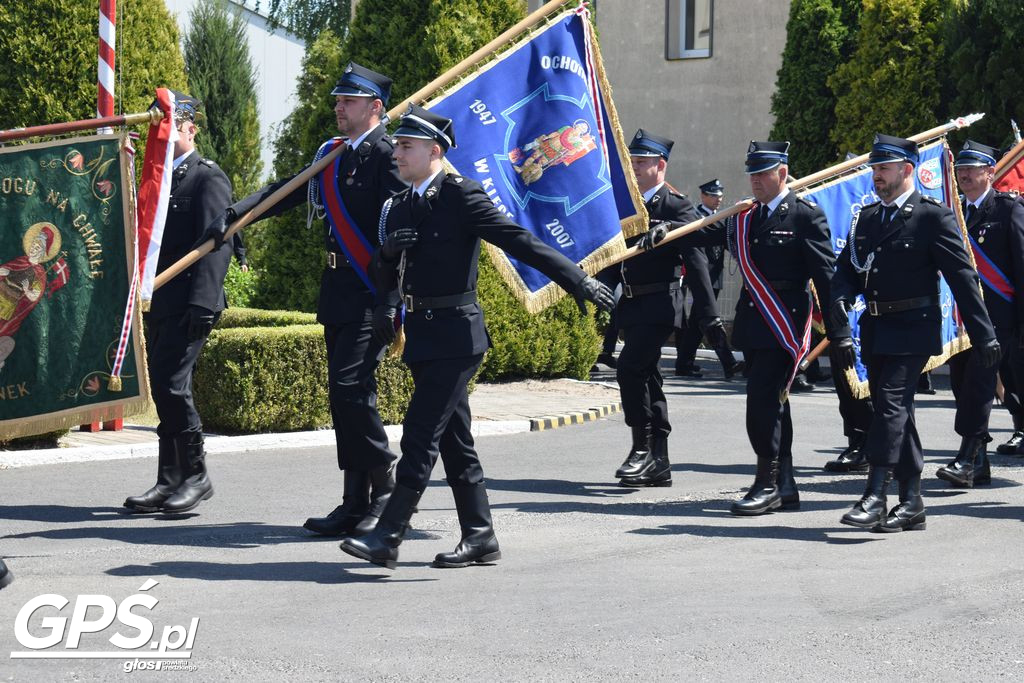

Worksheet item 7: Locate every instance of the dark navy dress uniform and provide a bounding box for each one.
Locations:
[342,105,612,569]
[939,140,1024,486]
[229,69,405,477]
[832,134,998,530]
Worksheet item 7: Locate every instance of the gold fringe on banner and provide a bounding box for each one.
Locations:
[426,7,648,315]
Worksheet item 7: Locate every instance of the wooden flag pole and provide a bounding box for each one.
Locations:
[0,109,163,143]
[607,114,986,267]
[153,0,574,292]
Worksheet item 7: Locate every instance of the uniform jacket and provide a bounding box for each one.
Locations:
[730,190,835,352]
[148,151,232,322]
[371,171,587,364]
[831,189,996,355]
[231,123,406,325]
[962,189,1024,332]
[697,203,728,291]
[615,185,708,329]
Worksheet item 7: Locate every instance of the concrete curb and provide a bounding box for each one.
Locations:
[530,401,621,431]
[0,419,533,470]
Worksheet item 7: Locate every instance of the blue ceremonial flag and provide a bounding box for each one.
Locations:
[802,139,967,397]
[427,6,647,312]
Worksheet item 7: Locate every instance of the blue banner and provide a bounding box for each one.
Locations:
[428,9,646,312]
[802,140,962,392]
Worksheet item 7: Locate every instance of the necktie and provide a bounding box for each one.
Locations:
[966,204,975,223]
[758,204,769,224]
[880,205,893,225]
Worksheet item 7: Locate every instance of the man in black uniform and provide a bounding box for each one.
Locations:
[831,134,1000,532]
[674,178,743,379]
[340,106,613,569]
[936,140,1024,487]
[726,141,836,515]
[124,93,232,514]
[217,63,406,537]
[611,129,702,487]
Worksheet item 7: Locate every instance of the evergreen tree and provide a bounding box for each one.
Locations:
[828,0,950,157]
[0,0,188,132]
[257,0,352,46]
[769,0,861,177]
[944,0,1024,149]
[183,0,264,198]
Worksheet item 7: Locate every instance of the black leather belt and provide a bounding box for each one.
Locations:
[403,290,477,313]
[866,295,938,316]
[326,252,351,269]
[622,281,680,298]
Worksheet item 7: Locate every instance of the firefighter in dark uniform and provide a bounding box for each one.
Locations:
[830,134,1000,532]
[674,178,744,379]
[124,93,232,514]
[936,140,1024,487]
[340,106,613,569]
[726,141,836,516]
[216,63,407,536]
[611,129,703,487]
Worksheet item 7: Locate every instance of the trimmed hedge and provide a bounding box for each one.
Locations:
[217,307,318,329]
[193,324,414,433]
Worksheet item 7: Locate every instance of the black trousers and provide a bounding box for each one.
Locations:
[148,313,218,439]
[949,330,1011,440]
[617,324,673,439]
[863,353,930,479]
[396,354,485,493]
[829,346,874,437]
[324,320,396,471]
[998,337,1024,420]
[744,348,794,462]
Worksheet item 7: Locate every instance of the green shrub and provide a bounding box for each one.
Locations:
[193,324,413,433]
[217,307,318,329]
[0,429,69,450]
[222,261,258,309]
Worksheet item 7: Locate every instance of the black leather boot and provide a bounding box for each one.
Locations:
[433,483,502,568]
[996,414,1024,454]
[349,464,397,537]
[936,436,984,488]
[0,559,12,590]
[974,440,992,485]
[878,475,926,532]
[777,452,800,510]
[840,466,892,528]
[303,470,371,536]
[124,438,182,513]
[824,433,869,473]
[705,320,742,379]
[731,457,781,515]
[161,434,213,513]
[615,424,652,479]
[340,484,420,569]
[619,434,672,487]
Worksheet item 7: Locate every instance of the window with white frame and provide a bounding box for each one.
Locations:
[666,0,712,60]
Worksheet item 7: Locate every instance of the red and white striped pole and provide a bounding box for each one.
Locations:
[97,0,116,133]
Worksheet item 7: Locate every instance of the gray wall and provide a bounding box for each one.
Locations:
[596,0,791,317]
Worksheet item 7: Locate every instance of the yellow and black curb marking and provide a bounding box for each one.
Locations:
[530,402,621,431]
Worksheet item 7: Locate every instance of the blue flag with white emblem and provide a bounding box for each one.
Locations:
[427,7,646,312]
[802,139,968,397]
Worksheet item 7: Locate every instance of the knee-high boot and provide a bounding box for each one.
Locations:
[878,474,926,532]
[303,470,371,536]
[124,438,183,513]
[340,484,420,569]
[161,433,213,513]
[433,483,501,568]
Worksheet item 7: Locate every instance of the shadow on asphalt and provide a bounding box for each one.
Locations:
[105,561,436,584]
[483,478,638,497]
[628,523,884,544]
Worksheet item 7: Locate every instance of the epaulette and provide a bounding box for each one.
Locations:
[862,200,881,209]
[796,196,817,208]
[994,189,1018,201]
[920,195,943,205]
[199,158,217,168]
[668,189,687,200]
[445,174,465,184]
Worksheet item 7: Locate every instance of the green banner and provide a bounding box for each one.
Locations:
[0,134,147,440]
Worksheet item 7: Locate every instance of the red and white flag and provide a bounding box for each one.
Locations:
[136,87,178,305]
[995,140,1024,196]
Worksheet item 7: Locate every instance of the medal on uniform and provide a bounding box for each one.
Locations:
[345,177,354,185]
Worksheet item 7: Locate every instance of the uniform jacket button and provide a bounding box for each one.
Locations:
[872,268,878,273]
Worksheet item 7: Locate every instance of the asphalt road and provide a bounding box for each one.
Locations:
[2,367,1024,681]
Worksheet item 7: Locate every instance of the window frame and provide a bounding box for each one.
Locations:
[665,0,713,61]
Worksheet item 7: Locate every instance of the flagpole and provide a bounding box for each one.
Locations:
[153,0,575,292]
[97,0,117,134]
[609,114,986,266]
[0,110,163,143]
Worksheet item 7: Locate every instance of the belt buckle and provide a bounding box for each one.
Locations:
[867,300,879,316]
[623,284,633,298]
[402,294,415,313]
[327,252,337,269]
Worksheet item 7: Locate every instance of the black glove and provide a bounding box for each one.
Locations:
[638,222,670,251]
[976,338,1002,368]
[381,228,418,261]
[572,275,614,315]
[180,305,216,342]
[831,336,856,370]
[198,207,235,250]
[829,299,850,331]
[371,305,398,346]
